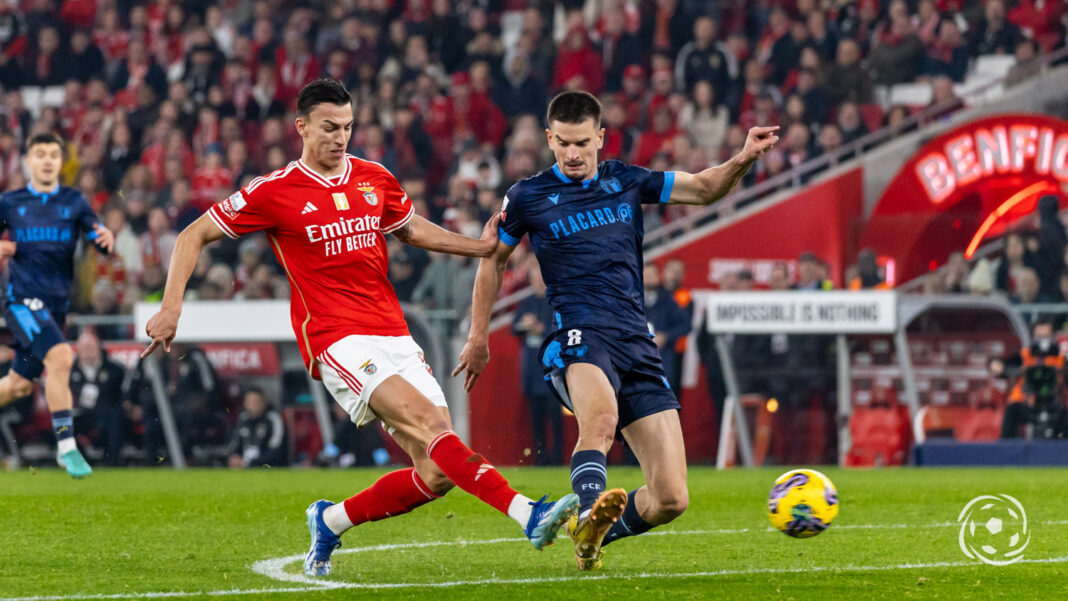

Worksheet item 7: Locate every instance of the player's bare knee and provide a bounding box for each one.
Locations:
[583,412,618,440]
[43,344,73,374]
[653,487,689,522]
[10,375,33,397]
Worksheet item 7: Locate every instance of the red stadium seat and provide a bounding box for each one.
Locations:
[858,104,884,134]
[846,387,912,467]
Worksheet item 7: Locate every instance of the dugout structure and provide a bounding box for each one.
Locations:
[699,291,1029,468]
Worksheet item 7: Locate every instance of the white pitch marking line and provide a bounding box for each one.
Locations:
[4,520,1068,601]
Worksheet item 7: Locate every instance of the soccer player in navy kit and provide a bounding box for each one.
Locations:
[455,92,778,570]
[0,132,114,477]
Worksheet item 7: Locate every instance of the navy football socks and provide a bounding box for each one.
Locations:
[602,488,653,546]
[570,450,607,516]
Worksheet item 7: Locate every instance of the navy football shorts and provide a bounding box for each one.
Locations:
[539,325,680,435]
[3,298,66,380]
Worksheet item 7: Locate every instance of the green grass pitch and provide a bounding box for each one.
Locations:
[2,466,1067,600]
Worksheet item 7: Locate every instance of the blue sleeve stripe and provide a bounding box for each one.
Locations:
[86,229,98,240]
[498,226,520,247]
[659,171,676,204]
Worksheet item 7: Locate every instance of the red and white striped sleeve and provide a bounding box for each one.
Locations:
[206,168,285,238]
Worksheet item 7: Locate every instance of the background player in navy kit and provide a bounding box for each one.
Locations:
[0,132,114,477]
[455,91,778,570]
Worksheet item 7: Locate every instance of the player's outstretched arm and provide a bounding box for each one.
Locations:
[392,213,500,258]
[668,125,780,205]
[142,213,226,357]
[452,240,516,392]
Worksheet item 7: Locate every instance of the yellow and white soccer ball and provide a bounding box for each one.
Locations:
[767,469,839,538]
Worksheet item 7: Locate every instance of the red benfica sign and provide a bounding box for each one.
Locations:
[862,114,1067,283]
[916,119,1068,205]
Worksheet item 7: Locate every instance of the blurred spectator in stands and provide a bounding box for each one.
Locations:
[1011,0,1066,51]
[512,259,562,465]
[645,263,692,396]
[0,4,28,88]
[883,103,912,137]
[794,251,824,292]
[849,249,888,289]
[1034,195,1067,301]
[793,59,828,123]
[601,97,636,161]
[227,387,287,468]
[928,76,964,119]
[70,330,128,465]
[675,16,730,95]
[633,105,679,166]
[808,10,838,63]
[970,0,1023,56]
[88,280,125,339]
[769,18,810,87]
[1005,38,1042,88]
[943,251,972,293]
[640,0,691,57]
[600,3,642,94]
[352,123,396,174]
[1011,267,1044,305]
[836,0,881,53]
[554,25,603,96]
[679,79,728,161]
[140,207,177,274]
[996,232,1037,295]
[617,64,647,128]
[925,18,969,82]
[824,38,872,105]
[497,49,546,118]
[869,5,924,86]
[816,123,844,158]
[734,58,782,123]
[104,206,142,278]
[274,27,319,108]
[783,122,813,169]
[29,24,67,86]
[109,38,168,103]
[913,0,941,46]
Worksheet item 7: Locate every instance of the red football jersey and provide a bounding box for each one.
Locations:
[207,155,413,378]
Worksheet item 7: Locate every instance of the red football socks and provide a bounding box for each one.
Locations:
[426,430,517,515]
[342,467,440,526]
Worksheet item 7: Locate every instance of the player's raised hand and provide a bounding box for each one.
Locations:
[142,309,179,357]
[93,224,115,253]
[478,212,501,256]
[452,339,490,392]
[742,126,780,162]
[0,240,16,259]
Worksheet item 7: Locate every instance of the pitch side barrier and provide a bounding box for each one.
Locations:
[698,291,1028,468]
[133,301,451,469]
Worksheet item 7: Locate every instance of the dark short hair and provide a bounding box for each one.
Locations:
[26,132,64,153]
[296,78,352,119]
[546,91,602,128]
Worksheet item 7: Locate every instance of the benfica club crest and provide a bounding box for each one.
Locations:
[358,186,378,206]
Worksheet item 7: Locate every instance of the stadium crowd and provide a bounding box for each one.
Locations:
[0,0,1056,325]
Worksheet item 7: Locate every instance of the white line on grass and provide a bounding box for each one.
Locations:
[4,520,1068,601]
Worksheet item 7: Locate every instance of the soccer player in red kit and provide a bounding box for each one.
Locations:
[142,79,578,576]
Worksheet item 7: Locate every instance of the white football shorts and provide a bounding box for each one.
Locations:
[316,334,447,430]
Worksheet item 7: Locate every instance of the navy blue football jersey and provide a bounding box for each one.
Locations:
[499,160,674,334]
[0,184,102,313]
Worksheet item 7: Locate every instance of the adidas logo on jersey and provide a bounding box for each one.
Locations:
[301,202,318,214]
[474,463,494,481]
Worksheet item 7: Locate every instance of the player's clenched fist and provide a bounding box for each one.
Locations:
[142,309,179,357]
[741,126,780,162]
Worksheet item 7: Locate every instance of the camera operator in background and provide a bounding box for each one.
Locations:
[989,319,1068,439]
